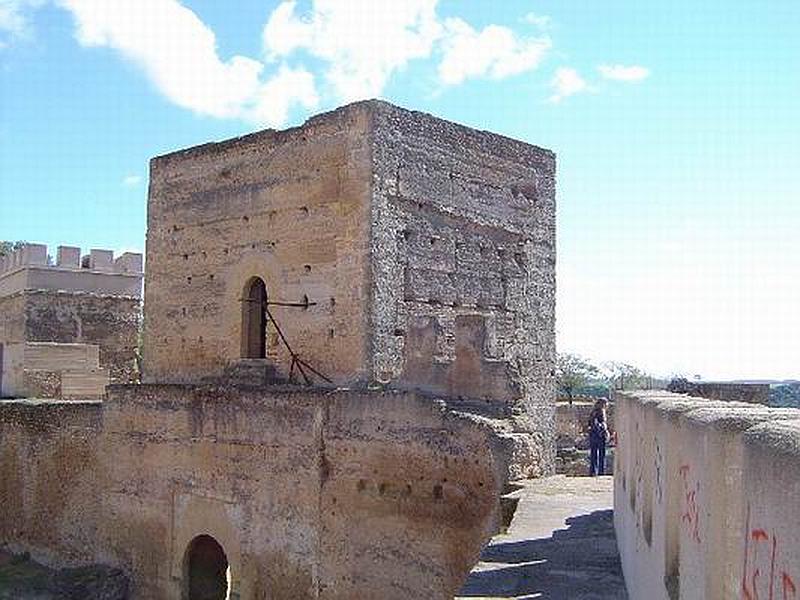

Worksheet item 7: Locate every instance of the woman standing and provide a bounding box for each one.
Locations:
[588,398,610,476]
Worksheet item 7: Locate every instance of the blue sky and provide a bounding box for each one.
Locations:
[1,0,798,380]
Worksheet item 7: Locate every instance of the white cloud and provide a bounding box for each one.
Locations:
[264,0,442,101]
[57,0,318,126]
[122,174,141,187]
[598,64,650,82]
[264,0,551,99]
[438,17,551,86]
[549,67,588,103]
[522,12,551,29]
[0,0,44,47]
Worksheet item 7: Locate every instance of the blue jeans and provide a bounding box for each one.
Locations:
[590,440,606,476]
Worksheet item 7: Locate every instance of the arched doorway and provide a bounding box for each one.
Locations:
[241,277,267,359]
[184,534,231,600]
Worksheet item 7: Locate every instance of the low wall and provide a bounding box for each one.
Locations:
[0,342,107,398]
[614,390,800,600]
[0,384,509,599]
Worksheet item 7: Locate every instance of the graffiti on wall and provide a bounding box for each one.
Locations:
[679,464,701,544]
[742,505,797,600]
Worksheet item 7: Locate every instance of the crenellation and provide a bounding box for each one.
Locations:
[56,245,81,268]
[0,243,143,276]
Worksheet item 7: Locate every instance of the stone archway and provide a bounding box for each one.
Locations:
[241,277,267,359]
[184,534,231,600]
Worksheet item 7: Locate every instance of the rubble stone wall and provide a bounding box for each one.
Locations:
[23,291,139,384]
[0,291,139,388]
[0,385,507,600]
[369,102,557,472]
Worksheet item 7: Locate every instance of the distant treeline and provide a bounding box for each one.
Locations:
[769,384,800,408]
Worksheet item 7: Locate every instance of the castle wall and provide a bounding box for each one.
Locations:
[0,245,143,390]
[22,290,140,384]
[614,390,800,600]
[143,104,374,385]
[0,386,506,599]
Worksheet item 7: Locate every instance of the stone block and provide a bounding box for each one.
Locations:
[89,249,114,271]
[57,246,81,268]
[23,244,47,266]
[114,252,143,274]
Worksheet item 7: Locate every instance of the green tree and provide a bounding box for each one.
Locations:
[604,361,651,391]
[0,240,26,257]
[556,353,600,404]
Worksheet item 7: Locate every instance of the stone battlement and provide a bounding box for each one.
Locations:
[0,243,142,275]
[0,243,143,299]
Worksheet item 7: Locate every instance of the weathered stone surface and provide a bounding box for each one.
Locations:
[142,99,556,476]
[0,385,509,599]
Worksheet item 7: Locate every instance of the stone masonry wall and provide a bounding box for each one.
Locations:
[0,293,25,345]
[23,291,140,384]
[143,104,373,385]
[369,102,557,471]
[0,290,139,387]
[0,385,507,600]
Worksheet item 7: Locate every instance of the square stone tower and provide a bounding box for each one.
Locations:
[143,100,555,413]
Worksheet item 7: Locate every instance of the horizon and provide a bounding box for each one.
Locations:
[1,0,798,382]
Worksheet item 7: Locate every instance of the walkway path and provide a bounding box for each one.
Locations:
[457,475,628,600]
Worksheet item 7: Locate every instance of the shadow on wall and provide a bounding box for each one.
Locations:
[458,510,628,599]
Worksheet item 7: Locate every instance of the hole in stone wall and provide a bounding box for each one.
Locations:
[184,534,230,600]
[433,484,443,500]
[302,294,309,309]
[330,297,336,307]
[183,254,189,261]
[209,274,214,281]
[300,206,309,215]
[187,276,192,284]
[242,215,249,223]
[304,265,312,273]
[329,329,335,339]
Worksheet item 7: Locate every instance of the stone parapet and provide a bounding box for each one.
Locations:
[613,390,800,600]
[0,244,143,298]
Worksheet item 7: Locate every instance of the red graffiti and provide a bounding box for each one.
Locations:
[742,504,797,600]
[679,464,701,544]
[783,573,797,599]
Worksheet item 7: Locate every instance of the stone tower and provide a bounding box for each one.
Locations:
[144,100,555,415]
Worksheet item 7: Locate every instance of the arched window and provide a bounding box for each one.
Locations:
[184,534,230,600]
[241,277,267,359]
